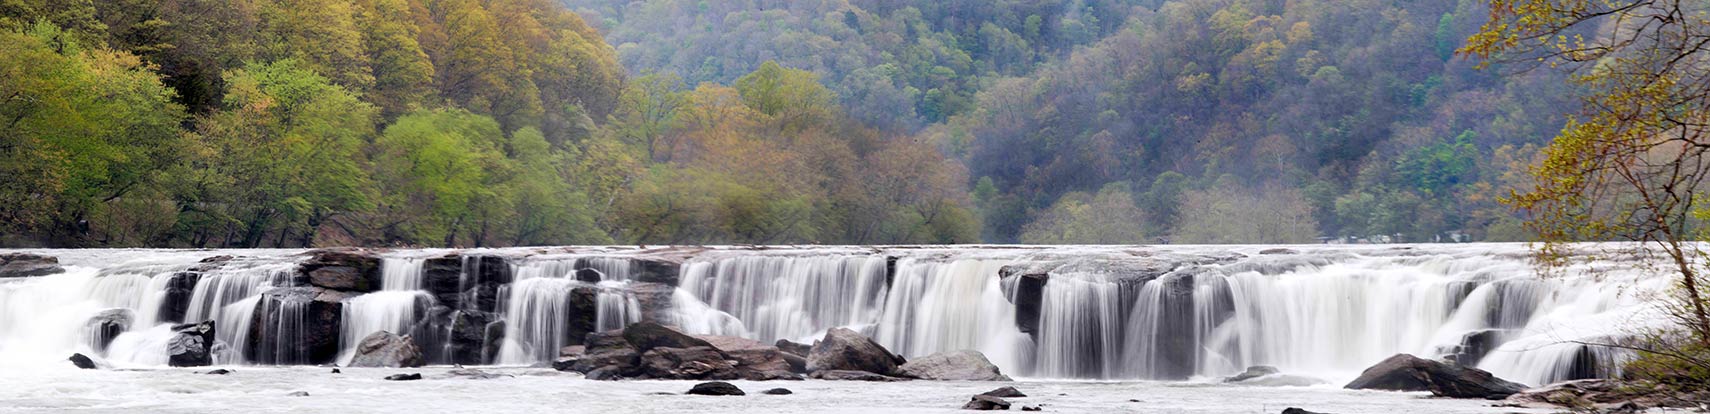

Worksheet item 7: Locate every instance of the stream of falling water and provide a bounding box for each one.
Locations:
[0,244,1675,386]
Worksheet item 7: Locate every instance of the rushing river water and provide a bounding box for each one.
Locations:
[0,243,1675,412]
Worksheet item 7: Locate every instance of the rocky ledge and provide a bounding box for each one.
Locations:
[0,253,62,278]
[1344,353,1526,399]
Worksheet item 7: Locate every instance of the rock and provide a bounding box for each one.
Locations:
[248,287,349,364]
[627,282,677,322]
[686,381,744,396]
[698,335,767,351]
[1259,248,1298,255]
[204,369,231,375]
[999,268,1047,336]
[1447,329,1505,366]
[1281,409,1328,414]
[347,331,425,368]
[806,327,905,376]
[1020,406,1041,412]
[566,287,599,346]
[69,353,97,369]
[574,268,603,283]
[422,255,466,308]
[963,395,1011,410]
[899,350,1011,381]
[725,348,801,380]
[636,346,738,380]
[981,386,1026,398]
[632,258,681,286]
[1344,354,1527,399]
[623,321,714,353]
[331,369,341,374]
[384,373,422,381]
[584,330,632,354]
[775,339,812,357]
[1233,374,1328,387]
[158,271,202,323]
[168,320,216,367]
[0,253,62,278]
[426,308,502,365]
[446,368,510,379]
[286,391,310,397]
[298,249,381,292]
[1501,379,1706,410]
[762,388,793,395]
[585,366,626,380]
[809,370,908,381]
[1223,366,1280,383]
[85,308,132,352]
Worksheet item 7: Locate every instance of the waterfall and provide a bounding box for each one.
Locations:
[0,244,1676,385]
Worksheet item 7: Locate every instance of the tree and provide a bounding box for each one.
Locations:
[733,60,835,134]
[1173,181,1319,244]
[371,109,505,246]
[1467,0,1710,345]
[608,72,686,161]
[1020,184,1148,244]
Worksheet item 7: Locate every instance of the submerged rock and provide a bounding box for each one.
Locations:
[980,386,1026,398]
[445,368,510,380]
[899,350,1011,381]
[806,327,905,377]
[762,388,793,395]
[384,373,422,381]
[1223,366,1279,383]
[168,320,216,367]
[204,369,231,375]
[962,395,1011,410]
[347,331,424,368]
[686,381,744,396]
[286,391,311,397]
[1344,354,1526,399]
[68,353,97,369]
[1281,408,1328,414]
[0,253,62,278]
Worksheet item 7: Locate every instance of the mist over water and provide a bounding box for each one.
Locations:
[0,244,1669,388]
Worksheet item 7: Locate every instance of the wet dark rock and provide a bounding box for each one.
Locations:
[566,287,599,346]
[627,282,677,322]
[762,388,793,395]
[1281,409,1328,414]
[286,391,310,397]
[69,353,97,369]
[248,287,349,365]
[85,308,132,352]
[384,373,422,381]
[331,369,341,374]
[1223,366,1280,383]
[623,321,714,353]
[900,350,1011,381]
[963,395,1011,410]
[204,369,231,375]
[298,249,381,292]
[168,320,216,367]
[775,339,812,357]
[686,381,745,396]
[998,266,1048,336]
[1447,329,1506,366]
[347,331,424,368]
[981,386,1026,398]
[806,327,906,376]
[0,253,62,278]
[1020,406,1041,412]
[1344,354,1527,399]
[574,268,603,283]
[158,271,202,324]
[422,256,465,307]
[632,258,681,286]
[809,370,908,381]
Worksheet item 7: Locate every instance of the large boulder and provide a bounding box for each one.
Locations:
[806,327,905,376]
[963,395,1011,410]
[686,381,745,396]
[69,353,97,369]
[899,350,1011,381]
[726,348,802,380]
[1344,354,1527,399]
[248,287,350,364]
[636,346,738,380]
[168,320,216,367]
[346,331,424,368]
[775,339,812,357]
[298,249,381,292]
[623,321,714,353]
[85,308,132,352]
[0,253,62,278]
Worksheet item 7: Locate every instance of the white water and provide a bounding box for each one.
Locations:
[0,244,1677,388]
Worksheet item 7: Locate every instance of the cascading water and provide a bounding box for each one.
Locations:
[0,244,1676,387]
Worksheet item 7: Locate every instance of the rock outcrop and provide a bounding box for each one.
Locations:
[1344,354,1527,399]
[1501,379,1710,411]
[898,350,1011,381]
[298,249,381,293]
[248,287,350,364]
[346,331,425,368]
[85,308,132,352]
[806,327,906,377]
[557,323,803,381]
[980,386,1026,398]
[0,253,62,278]
[168,320,216,367]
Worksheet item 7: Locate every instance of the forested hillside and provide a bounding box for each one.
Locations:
[569,0,1575,244]
[2,0,1573,247]
[0,0,976,247]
